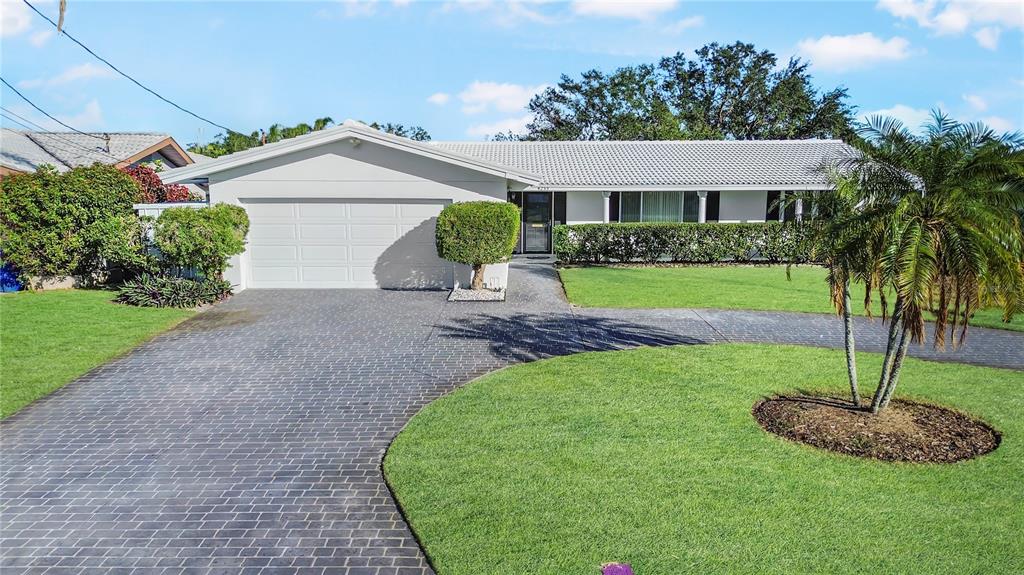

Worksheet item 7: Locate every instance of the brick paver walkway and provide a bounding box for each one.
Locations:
[3,260,1021,574]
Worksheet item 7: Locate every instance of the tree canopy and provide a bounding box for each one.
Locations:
[189,118,431,158]
[524,42,855,142]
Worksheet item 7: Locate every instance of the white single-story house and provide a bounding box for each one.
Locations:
[158,120,850,291]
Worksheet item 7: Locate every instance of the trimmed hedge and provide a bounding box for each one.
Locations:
[553,222,818,264]
[436,201,520,289]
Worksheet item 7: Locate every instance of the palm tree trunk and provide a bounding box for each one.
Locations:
[842,280,861,407]
[871,294,904,414]
[878,326,912,412]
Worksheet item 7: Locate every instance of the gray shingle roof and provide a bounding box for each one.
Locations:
[432,140,851,189]
[0,128,68,172]
[0,130,176,173]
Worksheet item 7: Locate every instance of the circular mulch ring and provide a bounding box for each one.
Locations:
[753,395,1001,463]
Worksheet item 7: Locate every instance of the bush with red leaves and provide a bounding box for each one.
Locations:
[121,164,194,203]
[163,183,191,202]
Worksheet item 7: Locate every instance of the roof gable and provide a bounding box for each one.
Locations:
[158,120,543,186]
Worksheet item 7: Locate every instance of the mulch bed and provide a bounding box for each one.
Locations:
[753,395,1001,463]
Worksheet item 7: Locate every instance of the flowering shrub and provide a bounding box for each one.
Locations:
[121,164,195,203]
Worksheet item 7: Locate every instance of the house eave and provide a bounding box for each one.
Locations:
[529,184,834,192]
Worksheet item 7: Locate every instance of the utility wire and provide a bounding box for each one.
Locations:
[21,0,243,136]
[1,106,124,164]
[1,77,108,140]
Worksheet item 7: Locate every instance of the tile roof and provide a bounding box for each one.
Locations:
[432,139,852,189]
[0,130,175,172]
[0,128,68,172]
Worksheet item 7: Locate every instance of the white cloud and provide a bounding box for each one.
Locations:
[28,28,53,47]
[466,114,533,138]
[1,0,32,37]
[876,0,936,27]
[662,15,704,34]
[862,104,932,131]
[877,1,1022,48]
[962,93,988,111]
[571,0,678,20]
[459,81,546,115]
[797,33,911,72]
[393,0,412,5]
[441,0,556,27]
[974,26,1000,49]
[57,99,104,130]
[340,0,378,18]
[427,92,451,105]
[980,116,1014,132]
[18,63,116,89]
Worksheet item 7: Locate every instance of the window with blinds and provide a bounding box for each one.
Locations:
[619,191,700,223]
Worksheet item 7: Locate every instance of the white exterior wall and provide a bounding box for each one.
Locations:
[718,190,767,223]
[565,191,605,224]
[207,140,511,291]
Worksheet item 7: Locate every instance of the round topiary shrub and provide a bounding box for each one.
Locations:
[435,200,520,290]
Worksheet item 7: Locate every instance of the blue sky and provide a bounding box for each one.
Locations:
[1,0,1021,146]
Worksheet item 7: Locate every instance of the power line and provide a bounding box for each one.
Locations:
[1,106,124,164]
[1,77,107,140]
[21,0,243,136]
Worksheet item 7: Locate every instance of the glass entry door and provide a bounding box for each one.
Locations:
[522,192,552,253]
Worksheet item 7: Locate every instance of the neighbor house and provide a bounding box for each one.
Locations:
[0,129,203,177]
[158,120,850,291]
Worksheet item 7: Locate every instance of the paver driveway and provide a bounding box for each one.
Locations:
[3,261,1022,574]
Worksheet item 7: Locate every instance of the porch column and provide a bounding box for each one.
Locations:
[795,197,804,223]
[602,191,611,223]
[697,191,708,223]
[778,191,786,222]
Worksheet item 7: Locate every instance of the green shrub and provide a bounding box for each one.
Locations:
[0,164,145,284]
[115,274,233,308]
[153,203,249,279]
[436,201,520,290]
[553,222,818,264]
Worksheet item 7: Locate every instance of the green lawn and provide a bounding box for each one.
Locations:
[559,265,1024,332]
[385,344,1024,575]
[0,289,193,418]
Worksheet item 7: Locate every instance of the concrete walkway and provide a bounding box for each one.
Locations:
[2,260,1021,575]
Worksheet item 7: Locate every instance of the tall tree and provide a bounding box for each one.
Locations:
[525,41,854,141]
[833,112,1024,414]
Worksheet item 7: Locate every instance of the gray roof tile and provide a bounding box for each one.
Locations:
[0,130,174,172]
[432,139,851,188]
[1,128,70,172]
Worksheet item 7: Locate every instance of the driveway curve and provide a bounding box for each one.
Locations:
[3,260,1022,574]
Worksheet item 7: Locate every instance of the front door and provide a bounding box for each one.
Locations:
[522,192,552,253]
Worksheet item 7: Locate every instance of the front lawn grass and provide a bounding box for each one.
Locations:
[0,289,193,418]
[385,344,1023,575]
[558,265,1024,332]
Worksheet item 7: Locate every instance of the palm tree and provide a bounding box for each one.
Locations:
[834,112,1024,414]
[312,117,335,131]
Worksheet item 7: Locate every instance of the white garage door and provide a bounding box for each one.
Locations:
[243,199,452,289]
